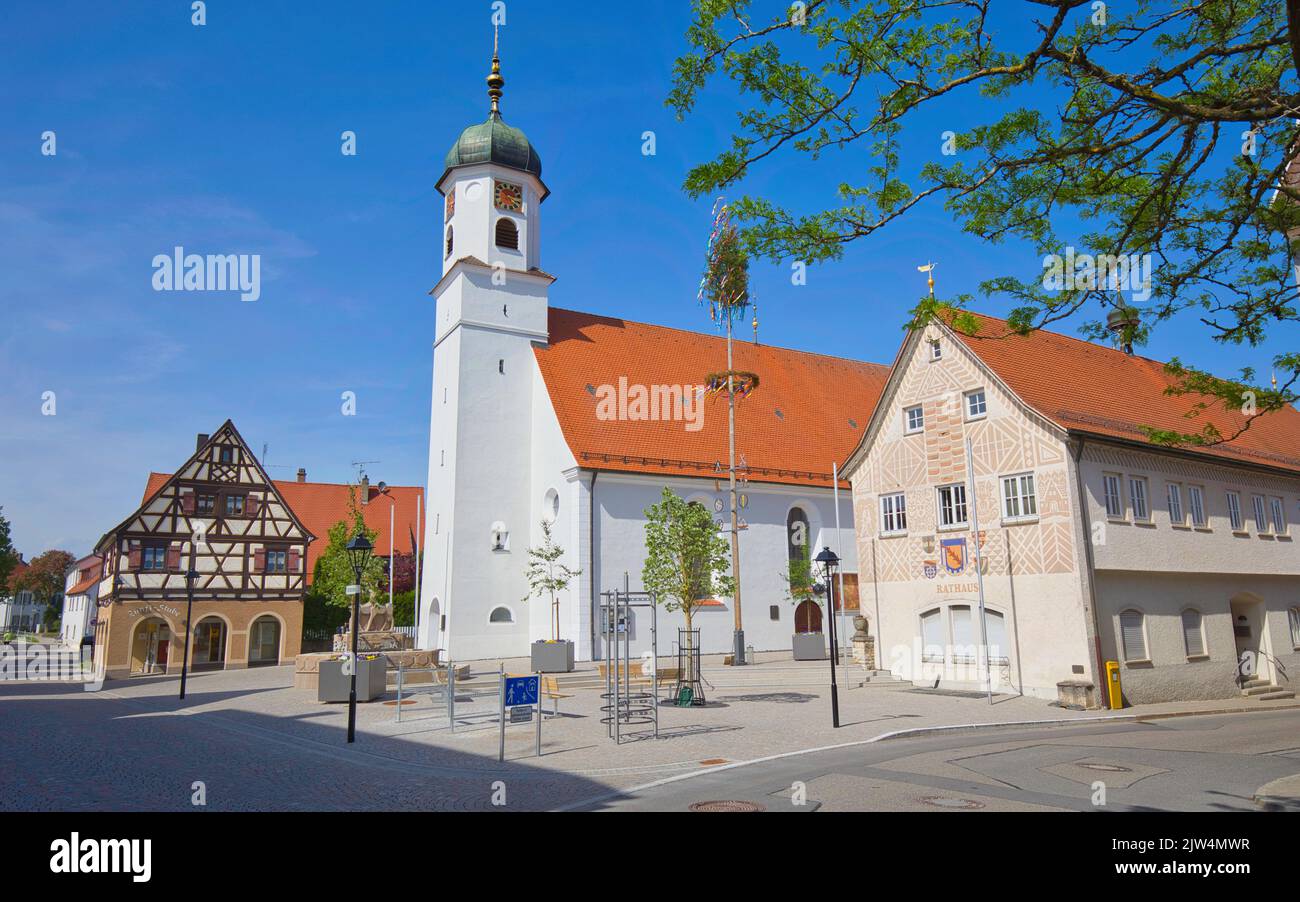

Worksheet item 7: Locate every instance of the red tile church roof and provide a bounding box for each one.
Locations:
[949,313,1300,474]
[534,308,891,488]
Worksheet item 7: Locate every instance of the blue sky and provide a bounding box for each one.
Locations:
[1,1,1294,557]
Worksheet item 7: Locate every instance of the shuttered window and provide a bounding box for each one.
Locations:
[1188,485,1206,527]
[950,606,974,662]
[1128,477,1149,521]
[985,610,1009,664]
[1103,473,1123,518]
[1166,483,1183,525]
[920,609,944,662]
[1226,492,1243,531]
[1120,610,1147,662]
[495,218,519,250]
[1182,609,1205,657]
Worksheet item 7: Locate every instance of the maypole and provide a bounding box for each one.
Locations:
[700,199,756,666]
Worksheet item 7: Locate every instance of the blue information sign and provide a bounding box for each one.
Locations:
[504,675,539,706]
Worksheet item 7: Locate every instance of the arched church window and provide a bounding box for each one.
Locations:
[495,217,519,250]
[787,507,810,563]
[445,225,454,258]
[489,606,514,624]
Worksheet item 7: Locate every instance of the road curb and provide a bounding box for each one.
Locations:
[555,703,1300,811]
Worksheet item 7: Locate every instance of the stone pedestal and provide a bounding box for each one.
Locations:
[1056,680,1096,710]
[850,616,876,669]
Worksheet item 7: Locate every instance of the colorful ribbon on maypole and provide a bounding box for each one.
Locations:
[699,197,750,327]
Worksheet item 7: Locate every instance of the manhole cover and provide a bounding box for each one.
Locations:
[920,796,984,810]
[689,800,765,812]
[1077,762,1131,773]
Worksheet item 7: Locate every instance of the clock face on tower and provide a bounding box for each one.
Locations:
[494,180,523,212]
[444,190,455,222]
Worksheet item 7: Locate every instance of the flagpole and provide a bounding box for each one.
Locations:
[833,462,847,663]
[965,437,992,705]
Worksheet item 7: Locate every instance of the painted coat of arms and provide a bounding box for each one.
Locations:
[940,537,967,574]
[923,560,938,579]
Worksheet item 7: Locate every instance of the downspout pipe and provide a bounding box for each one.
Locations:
[1070,437,1108,706]
[589,470,598,660]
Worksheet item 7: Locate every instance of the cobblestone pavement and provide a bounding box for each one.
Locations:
[1,658,1293,811]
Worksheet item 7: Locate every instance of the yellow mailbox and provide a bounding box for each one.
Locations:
[1105,660,1123,709]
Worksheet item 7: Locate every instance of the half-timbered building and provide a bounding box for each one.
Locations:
[91,420,314,679]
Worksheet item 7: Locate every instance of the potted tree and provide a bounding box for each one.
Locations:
[642,488,735,698]
[785,543,826,660]
[523,519,581,673]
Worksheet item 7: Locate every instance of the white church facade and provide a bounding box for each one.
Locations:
[418,47,886,662]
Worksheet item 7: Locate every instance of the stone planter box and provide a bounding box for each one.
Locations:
[531,640,575,673]
[318,657,387,703]
[792,632,827,661]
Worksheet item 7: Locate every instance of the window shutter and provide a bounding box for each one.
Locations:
[1182,610,1204,657]
[247,496,261,518]
[128,543,142,570]
[166,546,181,571]
[254,549,266,573]
[287,549,300,572]
[180,491,196,515]
[1120,611,1146,661]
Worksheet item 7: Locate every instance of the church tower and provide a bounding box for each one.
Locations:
[419,34,553,659]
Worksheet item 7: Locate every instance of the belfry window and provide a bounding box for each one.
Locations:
[495,217,519,250]
[445,225,454,258]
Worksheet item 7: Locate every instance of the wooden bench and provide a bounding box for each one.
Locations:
[540,676,573,716]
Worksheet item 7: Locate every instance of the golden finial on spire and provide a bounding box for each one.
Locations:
[917,261,937,297]
[487,24,504,116]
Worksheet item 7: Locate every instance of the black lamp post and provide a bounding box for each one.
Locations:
[345,532,374,743]
[814,546,841,728]
[178,560,200,700]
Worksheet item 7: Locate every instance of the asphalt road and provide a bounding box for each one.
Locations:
[582,710,1300,812]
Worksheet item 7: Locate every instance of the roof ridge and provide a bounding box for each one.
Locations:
[549,307,893,370]
[959,310,1169,369]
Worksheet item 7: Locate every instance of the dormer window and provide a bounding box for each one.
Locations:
[495,217,519,250]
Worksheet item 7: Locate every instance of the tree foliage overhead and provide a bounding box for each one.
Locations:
[670,0,1300,445]
[642,487,736,633]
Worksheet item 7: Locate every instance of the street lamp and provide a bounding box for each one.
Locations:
[814,546,841,728]
[345,532,374,743]
[179,560,200,700]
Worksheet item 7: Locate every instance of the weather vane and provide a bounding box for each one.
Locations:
[917,261,938,297]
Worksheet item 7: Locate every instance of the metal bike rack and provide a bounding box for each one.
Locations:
[599,576,659,744]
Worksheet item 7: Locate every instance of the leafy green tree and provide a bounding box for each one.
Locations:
[522,519,581,642]
[671,0,1300,445]
[782,541,816,606]
[641,487,736,638]
[0,507,15,596]
[12,549,75,633]
[310,486,385,610]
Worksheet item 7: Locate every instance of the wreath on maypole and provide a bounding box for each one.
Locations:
[698,198,751,326]
[704,370,760,400]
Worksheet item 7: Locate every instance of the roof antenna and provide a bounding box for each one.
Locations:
[751,296,759,344]
[917,262,937,297]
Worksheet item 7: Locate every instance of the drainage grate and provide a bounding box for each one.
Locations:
[920,796,984,810]
[689,800,765,812]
